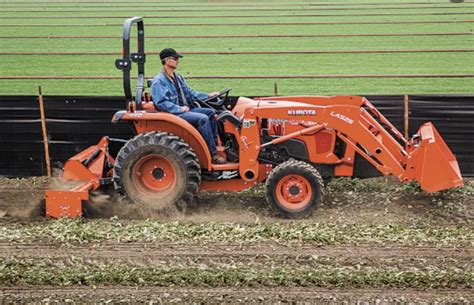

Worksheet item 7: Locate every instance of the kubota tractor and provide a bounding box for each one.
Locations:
[43,17,463,219]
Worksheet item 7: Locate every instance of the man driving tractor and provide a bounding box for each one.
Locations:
[150,48,227,164]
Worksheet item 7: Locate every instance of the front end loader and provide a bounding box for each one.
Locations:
[42,17,463,219]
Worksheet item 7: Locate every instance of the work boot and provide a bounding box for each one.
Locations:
[212,154,227,164]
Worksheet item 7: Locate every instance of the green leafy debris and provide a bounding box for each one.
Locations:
[0,257,472,288]
[1,217,471,246]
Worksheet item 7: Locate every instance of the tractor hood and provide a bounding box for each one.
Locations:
[232,96,313,117]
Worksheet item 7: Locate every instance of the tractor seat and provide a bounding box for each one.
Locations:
[140,91,157,111]
[217,110,242,129]
[141,101,156,111]
[143,79,156,110]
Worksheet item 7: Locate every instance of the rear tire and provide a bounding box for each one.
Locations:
[113,132,201,213]
[265,160,324,219]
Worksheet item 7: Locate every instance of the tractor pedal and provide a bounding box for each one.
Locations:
[202,170,222,181]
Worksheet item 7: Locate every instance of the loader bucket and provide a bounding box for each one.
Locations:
[406,122,463,192]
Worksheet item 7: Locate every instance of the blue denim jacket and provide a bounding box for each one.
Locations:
[151,71,209,114]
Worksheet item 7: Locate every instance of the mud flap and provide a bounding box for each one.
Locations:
[406,122,463,192]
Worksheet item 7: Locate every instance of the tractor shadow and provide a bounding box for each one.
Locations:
[84,185,274,222]
[192,187,273,223]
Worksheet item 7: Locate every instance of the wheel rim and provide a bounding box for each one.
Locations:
[131,154,177,196]
[275,174,313,210]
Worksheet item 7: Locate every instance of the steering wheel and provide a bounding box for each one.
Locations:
[198,88,232,110]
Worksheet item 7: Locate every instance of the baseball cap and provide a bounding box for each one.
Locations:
[159,48,183,60]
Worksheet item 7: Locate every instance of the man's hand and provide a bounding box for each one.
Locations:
[208,92,220,98]
[181,106,189,112]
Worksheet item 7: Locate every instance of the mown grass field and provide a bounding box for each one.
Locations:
[0,0,473,95]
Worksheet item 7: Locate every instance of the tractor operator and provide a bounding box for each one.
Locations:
[151,48,227,164]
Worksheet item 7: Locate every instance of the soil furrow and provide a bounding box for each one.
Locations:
[1,242,471,258]
[1,286,472,303]
[2,243,471,269]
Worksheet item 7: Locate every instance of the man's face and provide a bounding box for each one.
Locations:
[165,57,180,69]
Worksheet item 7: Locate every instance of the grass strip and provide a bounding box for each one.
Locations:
[4,34,473,53]
[1,77,472,95]
[2,5,472,13]
[0,8,470,18]
[0,22,470,36]
[1,218,471,246]
[0,258,471,288]
[0,14,469,24]
[2,53,471,77]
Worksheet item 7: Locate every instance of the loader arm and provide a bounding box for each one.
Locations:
[237,96,462,192]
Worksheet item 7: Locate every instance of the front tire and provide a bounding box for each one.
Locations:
[113,132,201,213]
[265,160,324,219]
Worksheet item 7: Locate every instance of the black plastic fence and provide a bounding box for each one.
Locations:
[0,95,472,177]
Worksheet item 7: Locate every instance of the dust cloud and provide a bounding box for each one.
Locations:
[85,187,270,223]
[0,176,270,222]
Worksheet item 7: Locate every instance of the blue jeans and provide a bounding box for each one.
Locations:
[178,107,218,155]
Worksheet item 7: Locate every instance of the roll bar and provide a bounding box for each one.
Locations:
[115,17,146,110]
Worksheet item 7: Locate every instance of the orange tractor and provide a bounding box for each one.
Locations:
[44,17,463,219]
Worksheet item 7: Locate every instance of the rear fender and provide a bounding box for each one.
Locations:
[118,111,212,171]
[111,110,127,124]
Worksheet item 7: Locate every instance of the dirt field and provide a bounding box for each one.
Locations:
[0,176,473,303]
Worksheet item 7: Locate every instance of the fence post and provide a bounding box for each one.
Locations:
[38,86,51,177]
[404,94,409,139]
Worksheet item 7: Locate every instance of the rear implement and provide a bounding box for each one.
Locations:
[44,137,113,218]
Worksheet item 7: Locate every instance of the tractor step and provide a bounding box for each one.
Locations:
[211,163,239,171]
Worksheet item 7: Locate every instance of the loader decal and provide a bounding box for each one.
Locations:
[129,112,144,118]
[288,109,316,116]
[330,111,354,124]
[242,119,256,128]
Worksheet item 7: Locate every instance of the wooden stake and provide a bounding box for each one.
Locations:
[404,94,409,140]
[273,82,278,96]
[38,86,51,177]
